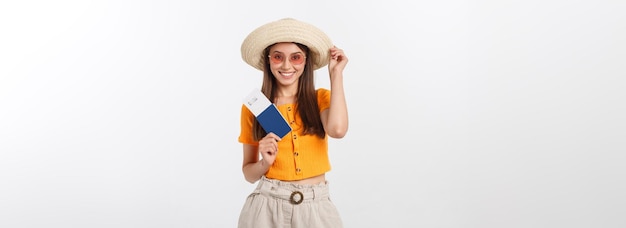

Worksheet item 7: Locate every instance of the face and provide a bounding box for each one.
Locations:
[267,43,306,87]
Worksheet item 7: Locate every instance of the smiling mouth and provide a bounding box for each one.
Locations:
[280,72,295,77]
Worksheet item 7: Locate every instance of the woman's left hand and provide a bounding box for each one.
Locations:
[328,46,348,75]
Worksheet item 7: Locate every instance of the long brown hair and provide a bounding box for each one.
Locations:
[253,43,325,140]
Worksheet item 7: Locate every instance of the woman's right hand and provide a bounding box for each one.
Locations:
[258,133,281,166]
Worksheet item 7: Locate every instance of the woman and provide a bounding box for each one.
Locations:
[237,18,349,228]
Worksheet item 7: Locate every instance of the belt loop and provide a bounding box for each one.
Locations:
[311,187,317,200]
[259,177,272,193]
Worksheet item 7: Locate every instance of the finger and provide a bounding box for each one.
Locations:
[268,147,277,156]
[261,140,277,155]
[331,51,344,60]
[266,133,281,142]
[263,145,275,156]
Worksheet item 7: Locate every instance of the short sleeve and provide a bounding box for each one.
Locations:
[238,104,259,146]
[316,88,331,112]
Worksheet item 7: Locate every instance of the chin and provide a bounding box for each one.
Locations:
[277,80,298,86]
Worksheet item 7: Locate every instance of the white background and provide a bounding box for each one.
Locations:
[1,0,625,227]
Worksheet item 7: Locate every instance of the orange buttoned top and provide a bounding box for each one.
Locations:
[238,89,332,181]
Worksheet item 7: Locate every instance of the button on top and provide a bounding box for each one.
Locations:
[294,152,299,156]
[295,168,301,172]
[287,107,292,111]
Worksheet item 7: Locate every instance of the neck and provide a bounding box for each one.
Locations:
[275,87,298,98]
[276,93,296,98]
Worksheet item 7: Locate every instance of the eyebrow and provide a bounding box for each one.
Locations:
[271,51,304,55]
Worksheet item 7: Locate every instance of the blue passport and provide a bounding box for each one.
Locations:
[243,89,292,139]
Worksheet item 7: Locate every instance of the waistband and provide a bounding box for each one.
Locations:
[254,176,330,205]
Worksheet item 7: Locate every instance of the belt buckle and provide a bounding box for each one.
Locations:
[289,191,304,205]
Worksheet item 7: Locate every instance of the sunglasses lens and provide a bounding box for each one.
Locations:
[269,53,305,65]
[290,53,304,65]
[269,53,284,64]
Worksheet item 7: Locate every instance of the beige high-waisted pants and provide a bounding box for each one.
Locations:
[238,176,343,228]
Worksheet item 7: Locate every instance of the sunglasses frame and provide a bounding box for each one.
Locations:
[267,52,307,65]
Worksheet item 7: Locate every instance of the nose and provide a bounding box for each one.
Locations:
[280,59,292,69]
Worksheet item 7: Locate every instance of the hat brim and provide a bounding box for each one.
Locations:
[241,18,333,71]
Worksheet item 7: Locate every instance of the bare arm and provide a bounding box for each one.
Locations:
[241,133,281,183]
[321,46,349,139]
[241,144,267,183]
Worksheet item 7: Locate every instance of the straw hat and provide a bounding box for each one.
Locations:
[241,18,333,71]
